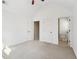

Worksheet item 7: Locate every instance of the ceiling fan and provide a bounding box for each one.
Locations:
[32,0,45,5]
[2,0,45,5]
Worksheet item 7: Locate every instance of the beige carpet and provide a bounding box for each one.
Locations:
[3,40,76,59]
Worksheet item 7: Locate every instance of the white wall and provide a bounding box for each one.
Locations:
[2,0,73,50]
[2,9,34,46]
[34,5,72,44]
[2,0,43,46]
[72,1,77,56]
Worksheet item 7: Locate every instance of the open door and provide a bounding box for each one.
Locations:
[34,21,39,40]
[58,17,71,47]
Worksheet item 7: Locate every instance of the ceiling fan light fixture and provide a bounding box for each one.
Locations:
[41,0,44,2]
[32,0,34,5]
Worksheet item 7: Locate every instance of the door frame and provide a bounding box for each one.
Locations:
[34,21,40,40]
[58,17,71,47]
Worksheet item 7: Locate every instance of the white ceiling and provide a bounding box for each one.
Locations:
[2,0,76,15]
[47,0,76,9]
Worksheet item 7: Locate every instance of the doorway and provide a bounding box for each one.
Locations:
[34,21,39,40]
[58,17,70,47]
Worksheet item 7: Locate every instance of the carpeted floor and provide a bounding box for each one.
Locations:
[3,40,76,59]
